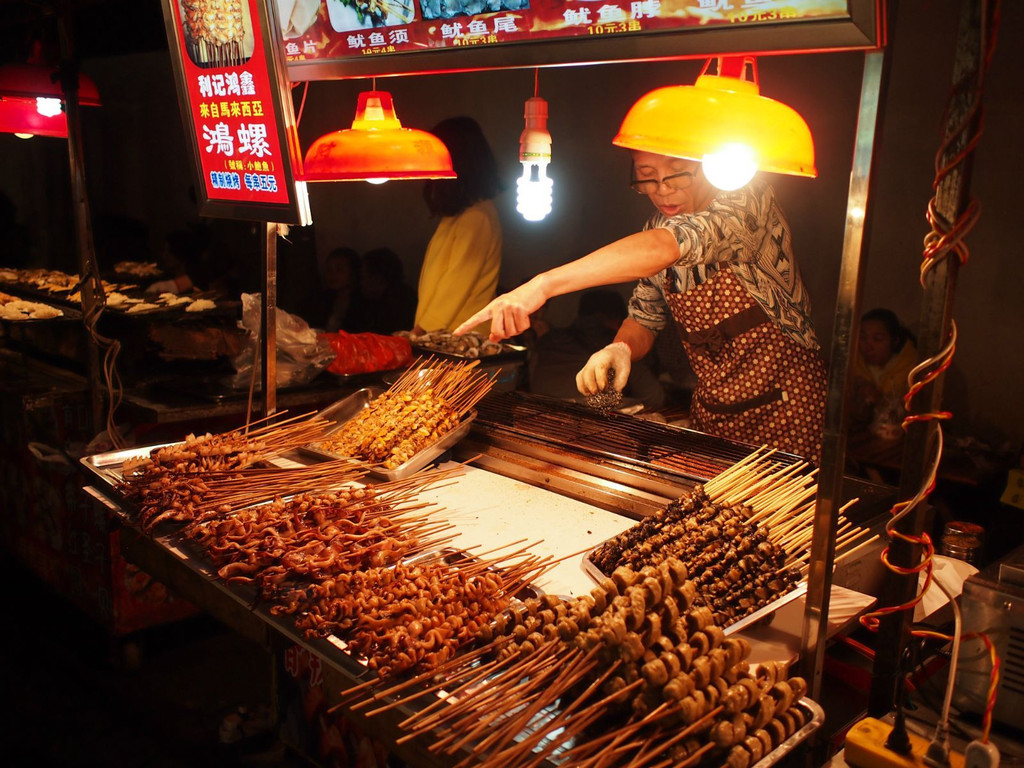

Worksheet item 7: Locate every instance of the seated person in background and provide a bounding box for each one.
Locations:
[360,247,417,335]
[314,247,367,332]
[147,228,202,295]
[849,307,918,439]
[148,220,263,297]
[529,289,664,409]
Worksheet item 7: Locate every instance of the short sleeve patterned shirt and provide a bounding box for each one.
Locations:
[627,179,820,352]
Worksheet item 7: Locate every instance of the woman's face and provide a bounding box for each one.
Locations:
[324,256,352,291]
[631,151,717,217]
[859,319,895,366]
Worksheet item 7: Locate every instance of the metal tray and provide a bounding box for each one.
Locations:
[580,545,808,636]
[301,387,477,481]
[754,697,824,768]
[0,301,83,323]
[410,342,528,365]
[79,442,178,497]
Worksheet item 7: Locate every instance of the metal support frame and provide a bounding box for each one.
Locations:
[260,222,278,418]
[800,49,888,699]
[58,10,103,436]
[868,0,986,716]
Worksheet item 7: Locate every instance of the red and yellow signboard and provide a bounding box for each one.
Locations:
[278,0,879,77]
[163,0,310,223]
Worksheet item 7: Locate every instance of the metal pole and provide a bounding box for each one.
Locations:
[261,221,278,418]
[868,0,987,717]
[799,49,887,699]
[58,8,104,436]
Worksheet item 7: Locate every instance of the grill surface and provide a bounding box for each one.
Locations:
[472,390,800,482]
[462,391,894,528]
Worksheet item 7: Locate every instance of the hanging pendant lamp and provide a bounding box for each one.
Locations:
[516,69,554,222]
[301,90,455,183]
[0,44,101,139]
[613,56,815,190]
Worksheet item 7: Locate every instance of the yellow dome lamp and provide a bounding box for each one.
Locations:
[613,56,816,190]
[301,90,455,184]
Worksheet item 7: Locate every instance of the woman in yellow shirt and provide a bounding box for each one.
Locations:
[414,117,503,334]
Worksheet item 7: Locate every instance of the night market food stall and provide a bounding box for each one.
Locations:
[3,0,1017,766]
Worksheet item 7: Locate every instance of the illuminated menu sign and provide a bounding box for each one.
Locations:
[277,0,877,77]
[163,0,310,223]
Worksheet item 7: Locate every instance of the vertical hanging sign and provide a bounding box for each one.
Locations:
[162,0,310,224]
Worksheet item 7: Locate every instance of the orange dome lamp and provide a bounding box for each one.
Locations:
[301,90,455,183]
[614,56,815,190]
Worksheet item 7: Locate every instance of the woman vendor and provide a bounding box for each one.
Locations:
[456,150,827,462]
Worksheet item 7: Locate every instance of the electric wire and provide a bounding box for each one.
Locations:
[857,0,1003,741]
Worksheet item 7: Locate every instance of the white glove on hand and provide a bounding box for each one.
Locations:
[146,279,179,295]
[576,341,631,396]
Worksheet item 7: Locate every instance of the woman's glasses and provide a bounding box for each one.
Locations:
[629,170,695,195]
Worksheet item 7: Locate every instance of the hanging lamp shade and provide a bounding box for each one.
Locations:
[613,56,816,179]
[301,90,456,182]
[0,59,102,139]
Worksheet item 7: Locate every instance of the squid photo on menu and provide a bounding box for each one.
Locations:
[328,0,417,30]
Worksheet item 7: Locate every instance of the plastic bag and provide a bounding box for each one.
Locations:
[228,293,336,389]
[321,330,412,375]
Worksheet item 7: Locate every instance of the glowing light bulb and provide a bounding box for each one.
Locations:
[702,142,757,190]
[516,96,553,222]
[14,133,34,139]
[366,178,388,185]
[516,161,553,222]
[36,96,62,118]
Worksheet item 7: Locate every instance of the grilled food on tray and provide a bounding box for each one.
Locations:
[0,291,63,320]
[589,484,800,629]
[314,358,494,469]
[0,267,138,299]
[397,329,505,359]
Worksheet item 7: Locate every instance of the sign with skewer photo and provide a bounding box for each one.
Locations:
[162,0,311,224]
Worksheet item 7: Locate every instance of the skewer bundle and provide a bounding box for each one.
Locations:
[315,358,495,469]
[588,486,798,629]
[116,412,334,530]
[704,448,875,567]
[181,0,247,68]
[288,549,552,679]
[374,556,812,768]
[158,455,558,682]
[590,448,875,628]
[183,482,434,591]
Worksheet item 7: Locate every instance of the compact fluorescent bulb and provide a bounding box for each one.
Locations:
[516,96,553,222]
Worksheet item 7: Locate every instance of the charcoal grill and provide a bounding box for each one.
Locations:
[455,391,893,527]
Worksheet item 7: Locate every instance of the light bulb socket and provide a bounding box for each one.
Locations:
[519,96,551,163]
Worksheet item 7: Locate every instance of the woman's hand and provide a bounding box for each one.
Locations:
[454,278,548,341]
[576,342,632,395]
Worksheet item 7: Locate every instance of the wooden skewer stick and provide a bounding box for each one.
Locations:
[360,654,505,717]
[464,647,608,765]
[452,648,582,754]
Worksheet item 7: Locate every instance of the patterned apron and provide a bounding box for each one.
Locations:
[664,267,827,462]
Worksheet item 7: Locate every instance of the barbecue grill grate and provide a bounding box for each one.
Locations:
[472,391,803,483]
